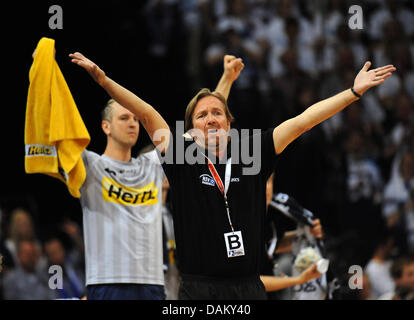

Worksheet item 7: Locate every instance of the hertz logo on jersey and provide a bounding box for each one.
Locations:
[102,177,158,206]
[25,144,57,157]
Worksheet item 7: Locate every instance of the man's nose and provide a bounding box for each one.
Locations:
[206,113,216,125]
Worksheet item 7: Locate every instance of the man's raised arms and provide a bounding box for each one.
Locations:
[272,62,396,155]
[69,52,170,153]
[69,52,243,153]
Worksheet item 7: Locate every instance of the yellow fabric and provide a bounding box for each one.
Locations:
[25,37,90,198]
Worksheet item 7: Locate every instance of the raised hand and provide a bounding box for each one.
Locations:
[353,61,396,96]
[299,263,322,283]
[223,55,244,82]
[69,52,106,87]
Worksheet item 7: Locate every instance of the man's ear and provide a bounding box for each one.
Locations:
[102,120,111,135]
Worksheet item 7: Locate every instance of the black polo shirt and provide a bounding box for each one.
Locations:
[158,128,279,279]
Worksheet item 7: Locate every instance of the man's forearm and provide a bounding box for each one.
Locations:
[260,275,303,292]
[214,73,234,101]
[214,55,244,100]
[273,88,359,154]
[300,88,359,131]
[101,76,170,151]
[102,76,169,130]
[101,77,154,120]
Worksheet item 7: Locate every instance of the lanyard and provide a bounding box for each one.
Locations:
[201,153,234,233]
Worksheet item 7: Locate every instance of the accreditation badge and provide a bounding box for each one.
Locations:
[224,231,245,258]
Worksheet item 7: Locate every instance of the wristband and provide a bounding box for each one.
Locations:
[351,87,362,98]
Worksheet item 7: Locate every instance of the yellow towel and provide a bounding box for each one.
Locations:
[25,37,90,198]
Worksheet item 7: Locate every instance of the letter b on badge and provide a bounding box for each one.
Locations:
[224,231,245,258]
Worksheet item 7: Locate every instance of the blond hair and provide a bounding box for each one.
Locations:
[101,99,116,122]
[184,88,234,132]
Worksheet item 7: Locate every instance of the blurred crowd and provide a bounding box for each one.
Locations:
[143,0,414,299]
[0,208,85,299]
[1,0,414,299]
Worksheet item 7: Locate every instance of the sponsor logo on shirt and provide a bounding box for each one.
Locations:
[25,144,57,157]
[102,177,158,205]
[231,178,240,182]
[200,174,215,187]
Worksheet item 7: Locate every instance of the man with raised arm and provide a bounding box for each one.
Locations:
[69,52,243,300]
[70,51,395,299]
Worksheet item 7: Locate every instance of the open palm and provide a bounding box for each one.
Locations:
[353,61,396,96]
[69,52,106,86]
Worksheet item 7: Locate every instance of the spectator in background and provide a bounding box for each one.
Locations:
[178,0,207,92]
[373,19,405,67]
[311,0,339,75]
[392,44,414,101]
[60,218,85,263]
[337,21,369,78]
[388,93,414,162]
[383,151,414,254]
[369,0,414,42]
[378,36,414,103]
[344,130,383,206]
[341,98,383,162]
[145,0,178,58]
[364,234,395,299]
[2,208,43,270]
[2,240,56,300]
[315,0,345,47]
[377,76,402,123]
[379,255,414,300]
[216,0,251,38]
[260,174,324,299]
[264,0,318,77]
[385,121,414,185]
[271,46,312,120]
[44,236,85,299]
